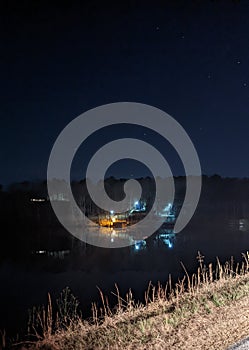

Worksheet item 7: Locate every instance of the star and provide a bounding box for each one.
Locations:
[236,59,241,65]
[156,26,160,31]
[207,73,211,79]
[243,82,247,87]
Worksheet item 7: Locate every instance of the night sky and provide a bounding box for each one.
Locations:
[2,0,249,185]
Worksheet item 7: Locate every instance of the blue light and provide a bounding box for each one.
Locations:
[168,242,173,248]
[135,244,140,250]
[110,210,114,215]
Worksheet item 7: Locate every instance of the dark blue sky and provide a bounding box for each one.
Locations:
[2,0,249,185]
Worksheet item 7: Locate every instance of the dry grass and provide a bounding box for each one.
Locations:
[7,252,249,350]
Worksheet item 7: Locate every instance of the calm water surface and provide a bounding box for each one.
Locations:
[1,220,249,337]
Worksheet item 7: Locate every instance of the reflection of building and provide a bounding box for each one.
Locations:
[32,249,70,259]
[155,230,175,249]
[134,240,146,251]
[239,218,249,231]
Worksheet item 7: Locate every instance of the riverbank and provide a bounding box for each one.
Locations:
[6,252,249,350]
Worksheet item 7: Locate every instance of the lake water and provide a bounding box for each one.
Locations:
[1,219,249,338]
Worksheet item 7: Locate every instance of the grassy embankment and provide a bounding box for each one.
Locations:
[4,252,249,350]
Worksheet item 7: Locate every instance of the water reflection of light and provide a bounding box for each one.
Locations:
[76,222,176,248]
[157,231,175,249]
[239,219,249,232]
[160,238,173,248]
[134,240,146,251]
